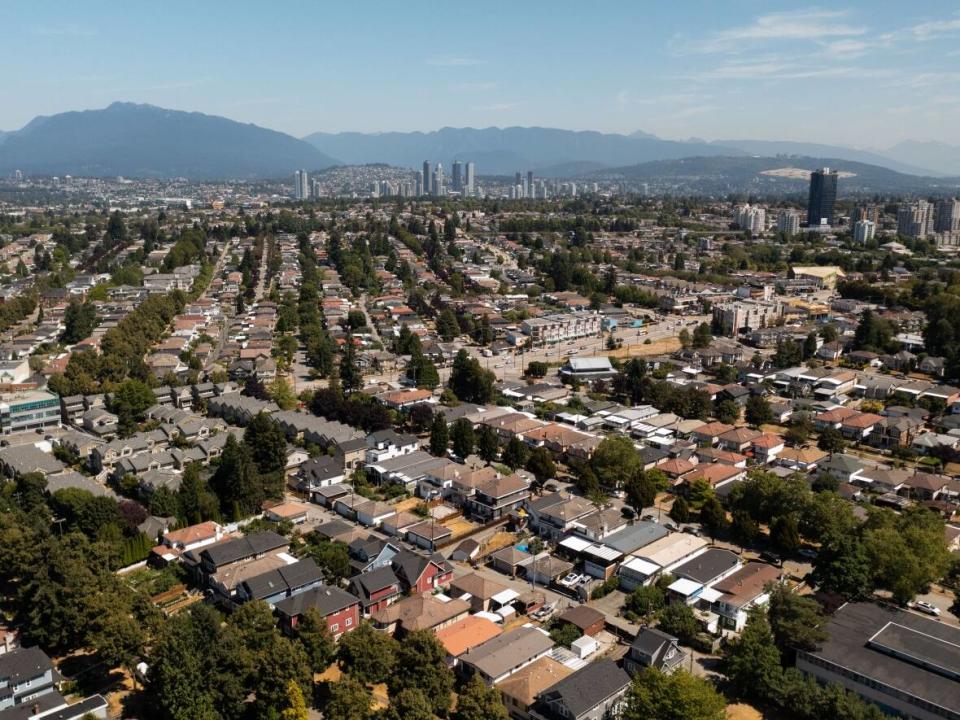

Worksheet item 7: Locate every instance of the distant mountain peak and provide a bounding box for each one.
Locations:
[0,102,338,179]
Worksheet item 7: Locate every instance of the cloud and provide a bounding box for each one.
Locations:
[426,56,487,67]
[912,13,960,40]
[694,59,892,82]
[616,90,630,106]
[695,9,865,53]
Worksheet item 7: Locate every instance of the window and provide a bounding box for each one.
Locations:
[345,617,353,627]
[330,624,339,633]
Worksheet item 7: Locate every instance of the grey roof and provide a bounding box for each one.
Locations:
[350,565,400,598]
[632,626,678,655]
[0,645,53,685]
[45,471,116,498]
[804,602,960,716]
[601,521,669,555]
[821,453,865,473]
[461,626,555,679]
[0,445,65,477]
[672,548,740,585]
[537,659,630,717]
[200,531,287,568]
[274,584,360,619]
[240,559,323,601]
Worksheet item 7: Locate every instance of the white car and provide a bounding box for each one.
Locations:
[559,572,584,588]
[910,600,941,617]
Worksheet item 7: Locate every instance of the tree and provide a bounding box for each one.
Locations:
[436,308,460,342]
[406,349,440,389]
[590,435,640,491]
[281,680,309,720]
[658,603,699,645]
[803,331,818,360]
[296,607,336,673]
[548,620,582,648]
[176,463,219,526]
[813,533,875,600]
[785,416,811,446]
[453,672,509,720]
[429,413,449,456]
[339,340,363,393]
[723,606,784,704]
[387,630,454,715]
[699,495,728,538]
[270,376,298,410]
[210,435,264,519]
[625,584,665,620]
[817,427,846,453]
[324,673,373,720]
[62,299,98,344]
[713,399,739,425]
[449,350,495,403]
[407,403,434,432]
[477,425,500,462]
[692,322,712,348]
[768,584,827,657]
[525,447,556,491]
[337,622,398,685]
[525,361,549,378]
[622,668,725,720]
[111,379,156,436]
[669,495,690,523]
[771,514,801,553]
[500,436,529,470]
[772,339,802,369]
[381,688,434,720]
[730,509,760,546]
[678,328,691,349]
[625,469,667,512]
[450,418,476,458]
[244,412,287,476]
[745,395,773,426]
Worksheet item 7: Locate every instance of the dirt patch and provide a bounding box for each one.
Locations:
[393,497,423,513]
[726,702,765,720]
[482,531,518,556]
[443,515,480,539]
[606,336,682,358]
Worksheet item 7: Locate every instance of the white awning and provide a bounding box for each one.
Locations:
[699,587,724,603]
[491,588,521,606]
[558,535,593,553]
[619,557,660,577]
[668,578,703,597]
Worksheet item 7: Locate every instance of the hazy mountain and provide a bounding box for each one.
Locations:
[712,139,942,177]
[0,103,338,179]
[0,131,8,146]
[302,126,745,174]
[595,155,960,195]
[883,140,960,179]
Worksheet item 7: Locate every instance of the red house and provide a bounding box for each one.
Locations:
[392,550,453,595]
[274,585,361,640]
[349,565,402,614]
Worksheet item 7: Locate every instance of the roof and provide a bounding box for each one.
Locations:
[557,604,605,631]
[274,584,360,619]
[711,563,782,607]
[200,531,288,568]
[496,657,573,708]
[351,565,400,597]
[0,645,53,685]
[632,626,678,655]
[449,572,508,600]
[671,548,740,584]
[566,357,614,371]
[636,534,709,568]
[434,615,503,657]
[461,625,555,679]
[240,558,323,601]
[804,602,960,715]
[371,594,469,632]
[536,659,630,718]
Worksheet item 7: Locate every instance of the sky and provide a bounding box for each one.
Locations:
[3,1,960,147]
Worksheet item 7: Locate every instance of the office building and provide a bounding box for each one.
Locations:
[452,161,463,193]
[465,162,475,196]
[0,390,61,435]
[807,168,838,227]
[935,198,960,234]
[897,200,934,239]
[527,171,534,198]
[851,203,879,226]
[797,602,960,720]
[853,220,876,244]
[293,170,309,200]
[777,210,800,237]
[433,163,444,196]
[712,300,782,336]
[423,161,432,195]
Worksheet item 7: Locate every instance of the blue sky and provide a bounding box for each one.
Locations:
[3,1,960,147]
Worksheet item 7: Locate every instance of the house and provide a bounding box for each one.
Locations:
[497,657,574,720]
[840,412,883,441]
[529,659,631,720]
[392,549,453,593]
[406,520,454,551]
[365,429,419,464]
[435,615,503,666]
[449,572,509,614]
[264,501,309,525]
[349,565,402,614]
[750,433,785,463]
[467,473,532,521]
[555,605,605,637]
[151,521,226,564]
[185,531,290,595]
[274,585,361,639]
[371,594,470,636]
[681,462,745,491]
[460,626,555,685]
[236,558,325,606]
[817,453,865,484]
[690,421,734,446]
[525,493,596,540]
[668,548,741,605]
[624,627,686,675]
[491,545,533,577]
[0,646,108,720]
[711,562,782,632]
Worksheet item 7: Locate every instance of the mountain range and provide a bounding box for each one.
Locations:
[0,103,338,180]
[0,102,957,185]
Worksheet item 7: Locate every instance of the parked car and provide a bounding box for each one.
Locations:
[761,551,782,567]
[531,602,557,621]
[558,572,585,588]
[682,525,701,537]
[909,600,941,617]
[641,513,659,524]
[797,548,818,560]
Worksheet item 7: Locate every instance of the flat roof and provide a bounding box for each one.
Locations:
[668,578,703,596]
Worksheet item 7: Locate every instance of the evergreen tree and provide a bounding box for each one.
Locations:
[210,435,264,519]
[387,630,454,715]
[430,413,449,456]
[501,436,529,470]
[450,418,475,458]
[453,673,509,720]
[477,425,500,462]
[296,607,337,673]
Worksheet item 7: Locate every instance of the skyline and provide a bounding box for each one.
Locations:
[3,2,960,148]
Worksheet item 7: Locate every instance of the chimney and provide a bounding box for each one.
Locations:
[32,704,40,716]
